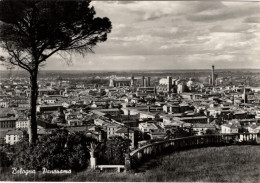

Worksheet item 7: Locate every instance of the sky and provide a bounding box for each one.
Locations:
[1,1,260,70]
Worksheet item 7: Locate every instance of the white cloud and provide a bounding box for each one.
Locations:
[1,1,260,70]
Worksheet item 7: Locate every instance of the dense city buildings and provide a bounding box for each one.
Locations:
[0,67,260,147]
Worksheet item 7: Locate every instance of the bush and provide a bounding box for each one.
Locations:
[0,149,12,167]
[12,129,96,172]
[97,136,129,165]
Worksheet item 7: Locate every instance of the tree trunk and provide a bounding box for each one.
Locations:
[28,70,38,144]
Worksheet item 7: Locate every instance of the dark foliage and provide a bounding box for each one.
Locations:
[0,149,12,167]
[166,127,195,139]
[11,129,96,172]
[97,136,130,165]
[205,129,214,134]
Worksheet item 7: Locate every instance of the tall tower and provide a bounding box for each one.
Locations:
[212,65,215,86]
[167,76,172,92]
[144,78,147,87]
[243,87,248,104]
[147,77,150,87]
[109,79,115,87]
[131,75,134,86]
[142,76,145,87]
[208,75,212,85]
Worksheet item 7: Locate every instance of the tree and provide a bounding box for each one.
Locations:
[165,129,174,139]
[0,0,112,144]
[12,129,97,171]
[0,149,12,167]
[172,127,194,138]
[99,136,130,165]
[205,129,214,135]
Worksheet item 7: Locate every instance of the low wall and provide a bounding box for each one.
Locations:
[127,134,258,170]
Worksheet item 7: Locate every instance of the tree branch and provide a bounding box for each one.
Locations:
[4,42,32,72]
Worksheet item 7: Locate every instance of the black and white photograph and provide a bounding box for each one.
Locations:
[0,0,260,182]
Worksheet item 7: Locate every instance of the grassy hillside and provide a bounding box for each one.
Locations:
[1,145,260,182]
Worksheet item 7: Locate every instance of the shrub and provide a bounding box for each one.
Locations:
[12,129,96,172]
[97,136,129,165]
[0,149,12,167]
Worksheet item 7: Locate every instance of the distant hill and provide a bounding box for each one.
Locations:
[1,69,260,80]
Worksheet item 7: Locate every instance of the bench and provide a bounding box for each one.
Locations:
[96,165,125,173]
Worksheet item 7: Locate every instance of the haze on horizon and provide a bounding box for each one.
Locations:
[0,1,260,71]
